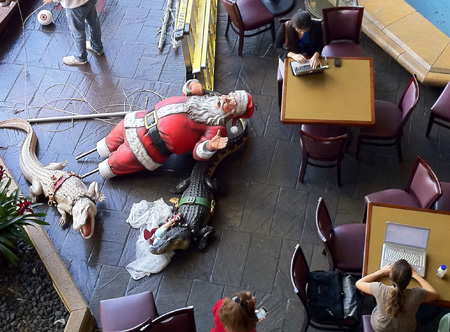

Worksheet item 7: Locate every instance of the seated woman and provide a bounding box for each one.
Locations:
[274,10,323,78]
[210,291,265,332]
[356,259,438,332]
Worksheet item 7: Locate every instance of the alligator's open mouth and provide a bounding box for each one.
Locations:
[149,237,190,255]
[80,214,94,239]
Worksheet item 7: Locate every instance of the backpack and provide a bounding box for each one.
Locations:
[307,271,362,323]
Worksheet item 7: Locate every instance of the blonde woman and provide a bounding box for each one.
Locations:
[356,259,438,332]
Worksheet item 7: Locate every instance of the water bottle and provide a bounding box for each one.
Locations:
[437,265,447,278]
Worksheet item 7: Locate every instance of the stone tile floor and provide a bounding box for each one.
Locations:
[1,0,450,331]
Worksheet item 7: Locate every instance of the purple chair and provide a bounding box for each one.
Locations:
[222,0,275,56]
[321,6,365,57]
[139,306,196,332]
[99,291,158,332]
[290,244,358,331]
[364,156,442,218]
[316,197,366,274]
[299,125,348,187]
[356,75,419,163]
[426,82,450,137]
[435,182,450,212]
[362,315,421,332]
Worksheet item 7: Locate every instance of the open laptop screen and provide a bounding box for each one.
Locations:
[384,222,430,249]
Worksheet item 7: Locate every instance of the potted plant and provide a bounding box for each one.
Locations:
[0,165,48,266]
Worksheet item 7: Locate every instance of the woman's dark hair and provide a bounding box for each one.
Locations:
[285,10,312,53]
[219,291,257,332]
[385,259,412,318]
[291,10,312,30]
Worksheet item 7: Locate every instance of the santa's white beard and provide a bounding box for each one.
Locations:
[184,96,229,126]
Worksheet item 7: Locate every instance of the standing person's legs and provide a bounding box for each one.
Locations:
[85,0,103,54]
[65,5,88,62]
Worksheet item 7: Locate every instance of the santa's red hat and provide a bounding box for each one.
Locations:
[230,92,254,133]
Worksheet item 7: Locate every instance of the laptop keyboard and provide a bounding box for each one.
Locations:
[293,64,311,74]
[384,247,423,266]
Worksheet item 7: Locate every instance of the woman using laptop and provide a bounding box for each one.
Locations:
[356,259,438,331]
[274,10,323,78]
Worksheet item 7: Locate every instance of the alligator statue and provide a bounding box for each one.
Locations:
[148,119,249,254]
[0,118,104,239]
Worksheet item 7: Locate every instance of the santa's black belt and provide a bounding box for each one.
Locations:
[144,111,172,156]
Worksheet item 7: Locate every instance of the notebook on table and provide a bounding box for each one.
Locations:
[290,59,329,76]
[380,221,430,277]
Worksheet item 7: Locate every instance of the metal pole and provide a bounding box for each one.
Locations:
[79,168,100,179]
[76,147,98,160]
[27,112,130,124]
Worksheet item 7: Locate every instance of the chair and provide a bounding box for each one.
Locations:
[435,181,450,212]
[290,244,358,331]
[299,125,348,187]
[321,6,365,57]
[362,315,421,332]
[426,82,450,138]
[221,0,275,56]
[316,197,366,274]
[364,156,442,218]
[99,291,158,332]
[356,75,419,163]
[139,306,196,332]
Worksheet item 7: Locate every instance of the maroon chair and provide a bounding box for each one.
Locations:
[99,291,158,332]
[356,75,419,163]
[316,197,365,274]
[299,125,348,187]
[364,156,442,218]
[290,244,358,331]
[321,6,365,57]
[435,182,450,212]
[221,0,275,56]
[426,82,450,137]
[140,306,196,332]
[362,315,421,332]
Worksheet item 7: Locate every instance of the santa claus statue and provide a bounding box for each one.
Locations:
[93,80,254,179]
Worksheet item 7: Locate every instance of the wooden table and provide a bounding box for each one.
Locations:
[281,57,374,126]
[364,203,450,307]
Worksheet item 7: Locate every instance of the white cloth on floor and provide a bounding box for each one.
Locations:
[126,198,175,280]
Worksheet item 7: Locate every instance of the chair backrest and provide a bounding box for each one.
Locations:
[141,306,197,332]
[299,129,348,162]
[221,0,243,29]
[315,197,335,268]
[99,291,158,332]
[322,6,364,45]
[398,75,420,126]
[290,244,310,308]
[405,156,442,209]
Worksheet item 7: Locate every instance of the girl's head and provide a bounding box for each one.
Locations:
[219,291,258,332]
[385,259,412,317]
[291,10,312,32]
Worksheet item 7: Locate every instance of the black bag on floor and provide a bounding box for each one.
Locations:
[307,271,362,323]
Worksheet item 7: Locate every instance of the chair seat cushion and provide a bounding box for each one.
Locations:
[330,223,366,272]
[239,0,274,30]
[431,83,450,120]
[302,124,348,138]
[435,182,450,211]
[365,189,419,208]
[359,100,402,138]
[362,315,375,332]
[321,42,365,57]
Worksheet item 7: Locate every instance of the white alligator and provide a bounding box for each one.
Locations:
[0,118,104,239]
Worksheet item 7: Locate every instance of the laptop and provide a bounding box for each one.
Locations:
[380,221,430,277]
[290,59,329,76]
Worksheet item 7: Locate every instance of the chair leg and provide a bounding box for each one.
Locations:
[336,162,342,187]
[396,136,403,163]
[270,22,275,42]
[225,17,230,37]
[426,113,435,138]
[356,136,362,159]
[299,158,307,183]
[238,30,244,56]
[278,78,283,109]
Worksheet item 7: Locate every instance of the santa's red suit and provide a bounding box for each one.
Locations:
[96,96,226,178]
[95,83,254,179]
